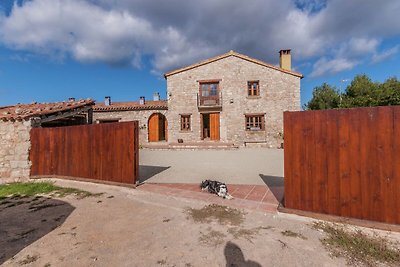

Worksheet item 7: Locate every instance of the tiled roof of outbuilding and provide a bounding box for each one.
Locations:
[93,100,168,112]
[0,99,95,121]
[164,50,303,78]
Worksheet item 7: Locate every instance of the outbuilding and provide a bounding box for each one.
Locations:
[0,99,94,182]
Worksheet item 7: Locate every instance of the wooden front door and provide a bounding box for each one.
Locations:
[148,113,159,142]
[209,113,220,141]
[148,113,168,142]
[158,115,165,140]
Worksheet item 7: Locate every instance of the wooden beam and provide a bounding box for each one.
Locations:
[39,106,92,123]
[87,108,93,124]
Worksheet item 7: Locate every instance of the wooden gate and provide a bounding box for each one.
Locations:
[210,113,220,141]
[284,107,400,225]
[30,121,139,185]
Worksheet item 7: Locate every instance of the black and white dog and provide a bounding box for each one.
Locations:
[200,180,233,199]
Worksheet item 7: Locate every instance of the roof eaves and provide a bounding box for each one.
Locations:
[93,105,168,112]
[22,100,96,120]
[232,53,304,78]
[164,51,233,78]
[0,99,95,121]
[164,50,303,79]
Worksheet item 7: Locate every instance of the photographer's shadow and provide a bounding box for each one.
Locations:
[224,241,261,267]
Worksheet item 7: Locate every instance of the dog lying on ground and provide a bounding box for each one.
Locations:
[200,180,233,199]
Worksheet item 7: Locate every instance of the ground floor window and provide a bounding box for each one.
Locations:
[245,114,265,131]
[180,115,191,131]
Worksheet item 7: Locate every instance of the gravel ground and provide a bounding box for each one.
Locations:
[3,179,400,267]
[139,148,284,185]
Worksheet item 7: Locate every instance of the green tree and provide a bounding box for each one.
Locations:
[305,75,400,110]
[305,83,341,110]
[377,77,400,106]
[341,74,379,108]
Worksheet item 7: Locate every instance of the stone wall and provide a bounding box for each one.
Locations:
[166,56,301,147]
[92,109,168,145]
[0,120,32,183]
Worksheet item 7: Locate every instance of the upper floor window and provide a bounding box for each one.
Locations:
[200,82,219,97]
[248,81,260,96]
[245,114,265,131]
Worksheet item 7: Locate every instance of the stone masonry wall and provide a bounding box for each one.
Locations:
[0,120,32,183]
[166,56,301,147]
[92,109,168,145]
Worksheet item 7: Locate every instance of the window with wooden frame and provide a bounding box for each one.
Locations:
[247,81,260,96]
[200,81,219,97]
[180,115,191,131]
[245,114,265,131]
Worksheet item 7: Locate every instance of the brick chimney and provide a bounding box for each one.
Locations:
[139,96,145,105]
[104,96,111,106]
[279,49,291,71]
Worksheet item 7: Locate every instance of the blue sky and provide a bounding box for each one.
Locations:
[0,0,399,107]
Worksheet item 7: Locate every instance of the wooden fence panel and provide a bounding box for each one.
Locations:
[30,121,139,185]
[393,108,400,224]
[284,106,400,225]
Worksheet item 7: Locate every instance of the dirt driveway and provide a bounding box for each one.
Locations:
[139,148,283,185]
[3,179,399,267]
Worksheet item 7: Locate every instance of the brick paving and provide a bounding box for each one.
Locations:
[137,183,283,213]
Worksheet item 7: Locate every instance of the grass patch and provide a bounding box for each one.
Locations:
[228,227,259,243]
[0,182,103,199]
[18,254,39,265]
[281,230,307,240]
[185,204,245,226]
[228,226,273,243]
[313,222,400,266]
[199,228,226,246]
[50,187,103,199]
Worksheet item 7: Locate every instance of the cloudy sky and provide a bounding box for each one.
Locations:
[0,0,399,106]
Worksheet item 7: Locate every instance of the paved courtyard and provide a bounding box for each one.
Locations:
[138,148,284,185]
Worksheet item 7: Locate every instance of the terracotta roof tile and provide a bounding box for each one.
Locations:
[93,100,168,111]
[0,99,95,121]
[164,50,303,78]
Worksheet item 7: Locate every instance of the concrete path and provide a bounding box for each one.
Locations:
[138,148,284,185]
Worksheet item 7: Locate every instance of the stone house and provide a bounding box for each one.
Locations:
[165,49,302,148]
[93,98,168,145]
[0,99,94,182]
[93,49,302,148]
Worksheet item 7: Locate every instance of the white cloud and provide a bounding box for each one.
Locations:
[372,45,399,63]
[309,37,380,77]
[347,38,380,56]
[0,0,192,68]
[310,57,358,77]
[0,0,399,76]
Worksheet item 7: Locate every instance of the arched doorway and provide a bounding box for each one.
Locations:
[148,113,168,142]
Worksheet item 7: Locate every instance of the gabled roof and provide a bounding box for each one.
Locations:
[164,50,303,78]
[93,100,168,112]
[0,99,95,121]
